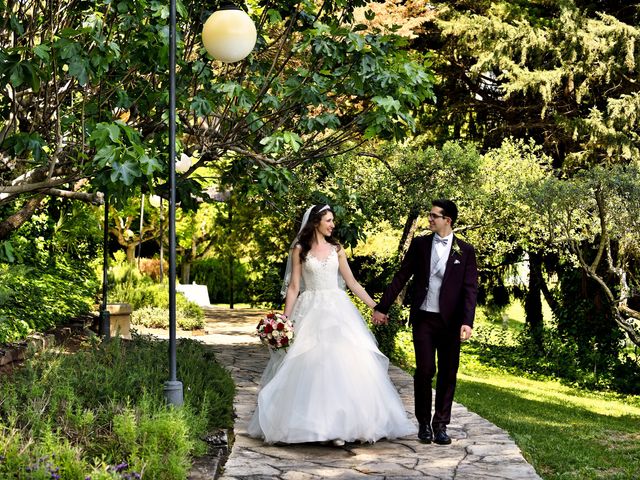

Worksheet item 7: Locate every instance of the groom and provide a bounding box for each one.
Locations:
[372,199,478,445]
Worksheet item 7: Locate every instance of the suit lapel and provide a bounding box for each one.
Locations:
[424,235,434,275]
[441,235,458,285]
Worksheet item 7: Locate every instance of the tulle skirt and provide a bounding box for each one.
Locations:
[247,288,416,444]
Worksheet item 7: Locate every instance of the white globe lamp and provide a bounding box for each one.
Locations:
[202,5,257,63]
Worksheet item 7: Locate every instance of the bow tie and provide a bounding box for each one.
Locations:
[434,237,448,246]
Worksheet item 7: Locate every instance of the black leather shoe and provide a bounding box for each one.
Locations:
[418,423,433,443]
[433,429,451,445]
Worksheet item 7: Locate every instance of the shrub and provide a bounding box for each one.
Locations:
[246,263,284,308]
[138,257,167,282]
[191,257,250,304]
[0,261,98,344]
[132,306,204,330]
[463,320,640,394]
[107,258,205,329]
[0,335,234,478]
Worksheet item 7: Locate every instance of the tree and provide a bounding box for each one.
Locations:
[524,164,640,347]
[416,0,639,167]
[0,0,435,239]
[461,138,553,344]
[410,0,640,350]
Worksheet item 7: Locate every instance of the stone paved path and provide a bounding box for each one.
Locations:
[146,307,541,479]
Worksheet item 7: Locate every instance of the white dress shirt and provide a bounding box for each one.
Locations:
[420,232,453,313]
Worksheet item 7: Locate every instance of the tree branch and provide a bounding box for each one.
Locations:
[591,185,608,271]
[0,194,45,240]
[44,188,104,205]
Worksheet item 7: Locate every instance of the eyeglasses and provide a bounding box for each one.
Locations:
[428,212,447,220]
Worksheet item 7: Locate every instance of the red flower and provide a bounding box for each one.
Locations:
[256,313,293,351]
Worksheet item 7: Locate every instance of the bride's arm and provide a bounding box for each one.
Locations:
[337,247,376,309]
[283,245,302,318]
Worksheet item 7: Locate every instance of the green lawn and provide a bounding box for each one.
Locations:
[457,358,640,479]
[393,302,640,480]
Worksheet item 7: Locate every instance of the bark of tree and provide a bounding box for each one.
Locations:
[525,250,544,347]
[398,209,420,257]
[0,195,45,240]
[395,209,420,305]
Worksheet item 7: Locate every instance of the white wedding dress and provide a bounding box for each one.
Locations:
[248,247,416,444]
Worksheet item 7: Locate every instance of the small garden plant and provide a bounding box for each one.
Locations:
[0,334,234,478]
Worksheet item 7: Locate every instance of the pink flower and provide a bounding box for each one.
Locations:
[256,312,294,351]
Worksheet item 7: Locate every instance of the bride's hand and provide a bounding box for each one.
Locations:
[371,310,388,325]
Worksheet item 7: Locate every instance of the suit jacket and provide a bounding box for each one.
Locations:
[376,234,478,327]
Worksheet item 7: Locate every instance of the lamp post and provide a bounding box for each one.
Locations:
[164,1,256,407]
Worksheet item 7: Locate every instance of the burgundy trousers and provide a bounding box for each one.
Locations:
[412,310,461,430]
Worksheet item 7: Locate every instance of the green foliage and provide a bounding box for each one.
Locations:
[107,255,204,328]
[432,0,640,165]
[2,198,102,268]
[131,306,204,330]
[349,253,400,297]
[465,138,552,266]
[466,309,640,394]
[0,335,234,478]
[246,262,285,308]
[0,241,15,263]
[520,162,640,347]
[1,0,435,216]
[326,139,482,232]
[551,266,630,384]
[351,291,410,365]
[0,260,98,344]
[190,257,250,304]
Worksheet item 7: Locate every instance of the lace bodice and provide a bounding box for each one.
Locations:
[301,247,341,291]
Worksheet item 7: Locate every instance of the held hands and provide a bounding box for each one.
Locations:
[460,325,472,342]
[371,310,389,325]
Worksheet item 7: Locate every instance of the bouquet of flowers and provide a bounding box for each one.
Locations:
[256,313,294,351]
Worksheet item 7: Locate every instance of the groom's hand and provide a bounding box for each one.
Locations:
[460,325,472,342]
[371,310,388,325]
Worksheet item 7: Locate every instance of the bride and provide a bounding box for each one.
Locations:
[248,204,416,446]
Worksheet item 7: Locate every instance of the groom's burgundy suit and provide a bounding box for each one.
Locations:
[376,234,478,431]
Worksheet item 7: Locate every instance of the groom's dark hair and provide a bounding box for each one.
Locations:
[432,199,458,226]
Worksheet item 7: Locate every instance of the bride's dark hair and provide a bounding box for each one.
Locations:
[297,205,341,262]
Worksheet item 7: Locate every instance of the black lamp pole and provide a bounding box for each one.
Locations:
[162,1,255,406]
[163,0,183,407]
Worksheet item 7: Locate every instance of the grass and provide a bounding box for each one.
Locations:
[0,333,235,479]
[456,357,640,479]
[393,302,640,480]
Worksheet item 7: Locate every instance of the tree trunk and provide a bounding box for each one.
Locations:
[0,195,45,240]
[525,250,544,347]
[181,260,191,285]
[396,209,420,305]
[398,209,420,256]
[126,244,137,264]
